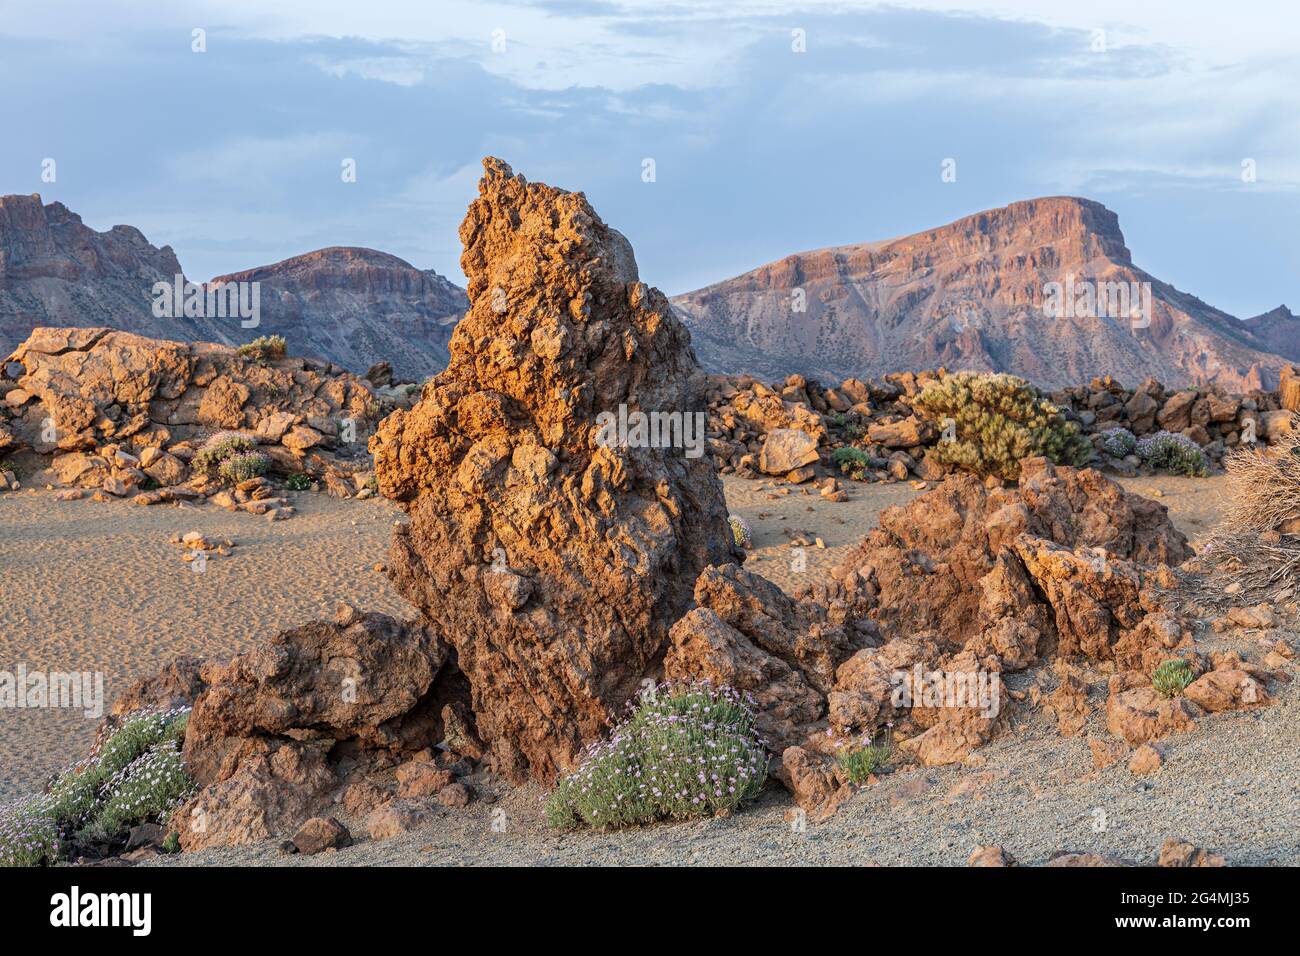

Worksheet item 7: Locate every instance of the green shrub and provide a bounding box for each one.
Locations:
[544,682,768,831]
[286,472,312,491]
[1152,659,1195,698]
[216,450,270,484]
[832,446,872,480]
[727,514,752,548]
[836,731,894,784]
[238,334,287,364]
[0,708,192,866]
[82,742,194,843]
[912,372,1092,480]
[1098,427,1137,459]
[0,801,60,867]
[192,431,257,477]
[1136,431,1207,477]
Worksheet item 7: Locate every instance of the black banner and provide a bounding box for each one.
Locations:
[0,863,1280,942]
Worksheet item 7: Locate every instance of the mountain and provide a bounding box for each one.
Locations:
[671,197,1288,391]
[0,194,467,380]
[209,248,467,380]
[1242,305,1300,363]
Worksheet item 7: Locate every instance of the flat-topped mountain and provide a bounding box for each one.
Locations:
[671,197,1289,390]
[0,194,467,380]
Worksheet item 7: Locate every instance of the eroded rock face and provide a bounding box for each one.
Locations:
[371,158,736,783]
[663,460,1196,813]
[1,326,381,490]
[836,459,1190,668]
[665,563,867,750]
[174,607,467,850]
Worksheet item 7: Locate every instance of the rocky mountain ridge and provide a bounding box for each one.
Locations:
[0,194,467,381]
[671,197,1291,391]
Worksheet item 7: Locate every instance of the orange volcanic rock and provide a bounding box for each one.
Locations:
[371,157,737,783]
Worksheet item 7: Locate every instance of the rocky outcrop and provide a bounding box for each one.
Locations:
[0,326,383,498]
[664,460,1197,814]
[673,196,1286,391]
[704,368,1284,483]
[370,158,737,783]
[665,563,869,750]
[174,605,473,850]
[833,458,1191,663]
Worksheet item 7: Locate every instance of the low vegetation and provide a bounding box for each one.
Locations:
[192,431,270,484]
[544,682,768,830]
[1203,423,1300,600]
[831,446,872,480]
[0,708,194,866]
[238,334,287,364]
[836,729,894,784]
[1098,426,1137,459]
[727,514,752,548]
[912,372,1092,480]
[1152,659,1195,698]
[1220,423,1300,531]
[217,450,270,483]
[1135,431,1207,477]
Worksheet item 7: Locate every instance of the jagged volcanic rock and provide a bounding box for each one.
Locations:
[370,157,737,783]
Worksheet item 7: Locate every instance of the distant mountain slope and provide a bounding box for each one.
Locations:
[1242,305,1300,363]
[0,194,467,380]
[209,247,467,380]
[671,197,1287,390]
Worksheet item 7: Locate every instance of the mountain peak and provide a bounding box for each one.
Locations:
[671,196,1278,391]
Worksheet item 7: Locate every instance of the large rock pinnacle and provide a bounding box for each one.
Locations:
[371,157,737,782]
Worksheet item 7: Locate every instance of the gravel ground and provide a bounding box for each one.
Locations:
[6,473,1293,866]
[149,647,1299,867]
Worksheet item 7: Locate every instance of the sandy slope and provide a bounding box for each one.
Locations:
[2,473,1293,865]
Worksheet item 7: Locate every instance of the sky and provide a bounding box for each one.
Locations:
[0,0,1296,318]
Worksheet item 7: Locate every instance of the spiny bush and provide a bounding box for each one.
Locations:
[1098,426,1137,459]
[544,681,768,831]
[0,708,192,866]
[286,472,312,491]
[191,431,257,477]
[727,514,752,549]
[912,372,1092,480]
[1152,659,1195,698]
[832,446,872,479]
[217,450,270,484]
[238,334,287,364]
[1136,431,1207,477]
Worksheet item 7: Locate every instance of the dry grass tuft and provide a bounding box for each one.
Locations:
[1202,417,1300,601]
[1221,418,1300,532]
[1201,529,1300,602]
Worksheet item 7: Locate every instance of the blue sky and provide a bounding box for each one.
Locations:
[1,0,1296,318]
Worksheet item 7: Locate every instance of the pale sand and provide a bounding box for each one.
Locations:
[4,471,1290,865]
[0,489,409,801]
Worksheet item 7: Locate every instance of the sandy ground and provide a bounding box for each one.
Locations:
[0,489,409,801]
[2,471,1294,865]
